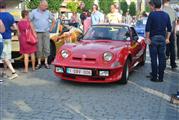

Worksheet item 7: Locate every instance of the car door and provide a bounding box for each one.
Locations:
[130,27,142,63]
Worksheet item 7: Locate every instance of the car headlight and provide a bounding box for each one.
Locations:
[61,50,69,58]
[103,52,113,61]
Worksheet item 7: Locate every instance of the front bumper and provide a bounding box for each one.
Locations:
[54,65,123,83]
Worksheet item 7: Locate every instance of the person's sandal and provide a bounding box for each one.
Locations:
[44,64,50,69]
[35,64,42,70]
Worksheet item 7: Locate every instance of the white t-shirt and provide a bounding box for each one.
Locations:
[107,12,122,24]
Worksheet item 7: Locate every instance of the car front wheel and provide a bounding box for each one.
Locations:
[139,49,146,66]
[48,40,56,64]
[119,60,129,84]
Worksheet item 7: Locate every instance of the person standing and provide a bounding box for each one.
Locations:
[0,19,5,82]
[124,11,132,25]
[163,0,177,69]
[145,0,171,82]
[91,4,104,25]
[0,19,5,56]
[79,2,87,25]
[17,10,37,73]
[83,10,91,34]
[0,2,18,80]
[30,0,55,69]
[149,1,155,12]
[106,4,122,24]
[70,12,80,28]
[175,18,179,59]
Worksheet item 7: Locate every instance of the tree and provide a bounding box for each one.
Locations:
[120,0,128,15]
[99,0,114,14]
[137,0,142,13]
[27,0,63,12]
[129,2,136,16]
[145,5,150,13]
[67,1,79,12]
[81,0,94,11]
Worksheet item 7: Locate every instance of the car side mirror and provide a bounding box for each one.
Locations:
[133,36,139,42]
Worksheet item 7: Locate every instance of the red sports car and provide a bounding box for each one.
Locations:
[53,24,146,84]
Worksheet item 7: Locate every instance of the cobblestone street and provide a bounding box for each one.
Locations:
[0,54,179,120]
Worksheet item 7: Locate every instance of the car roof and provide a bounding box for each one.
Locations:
[92,23,132,28]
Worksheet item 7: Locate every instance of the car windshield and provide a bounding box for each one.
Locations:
[83,26,130,41]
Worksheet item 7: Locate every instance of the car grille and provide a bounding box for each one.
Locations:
[72,57,96,62]
[73,57,82,61]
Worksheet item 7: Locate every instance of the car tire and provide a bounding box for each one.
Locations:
[139,49,146,66]
[48,40,56,64]
[119,60,129,84]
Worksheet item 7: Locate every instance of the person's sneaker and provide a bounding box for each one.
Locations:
[150,78,163,82]
[0,79,3,83]
[9,73,18,80]
[172,65,177,69]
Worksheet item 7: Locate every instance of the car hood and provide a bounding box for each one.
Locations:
[66,40,128,57]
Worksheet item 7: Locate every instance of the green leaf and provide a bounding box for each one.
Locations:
[67,1,79,12]
[120,0,128,15]
[27,0,63,12]
[99,0,114,14]
[129,2,136,16]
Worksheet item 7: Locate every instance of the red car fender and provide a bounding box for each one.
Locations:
[117,47,130,66]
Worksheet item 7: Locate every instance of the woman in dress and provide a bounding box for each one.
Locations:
[17,10,37,73]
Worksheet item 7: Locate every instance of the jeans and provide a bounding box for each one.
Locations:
[149,35,166,80]
[176,34,179,58]
[166,32,176,67]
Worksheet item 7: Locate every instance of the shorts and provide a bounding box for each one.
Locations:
[36,32,50,58]
[1,40,12,60]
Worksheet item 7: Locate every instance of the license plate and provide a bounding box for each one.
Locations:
[66,68,92,76]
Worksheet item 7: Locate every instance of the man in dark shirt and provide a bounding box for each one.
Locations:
[145,0,171,82]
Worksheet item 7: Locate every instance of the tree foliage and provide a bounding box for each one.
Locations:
[67,1,79,12]
[120,0,128,15]
[145,5,150,13]
[81,0,95,12]
[27,0,63,12]
[129,2,136,16]
[99,0,114,14]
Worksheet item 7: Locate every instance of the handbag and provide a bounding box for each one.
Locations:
[26,23,37,45]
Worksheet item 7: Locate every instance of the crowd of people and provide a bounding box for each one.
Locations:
[0,0,179,85]
[0,0,55,79]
